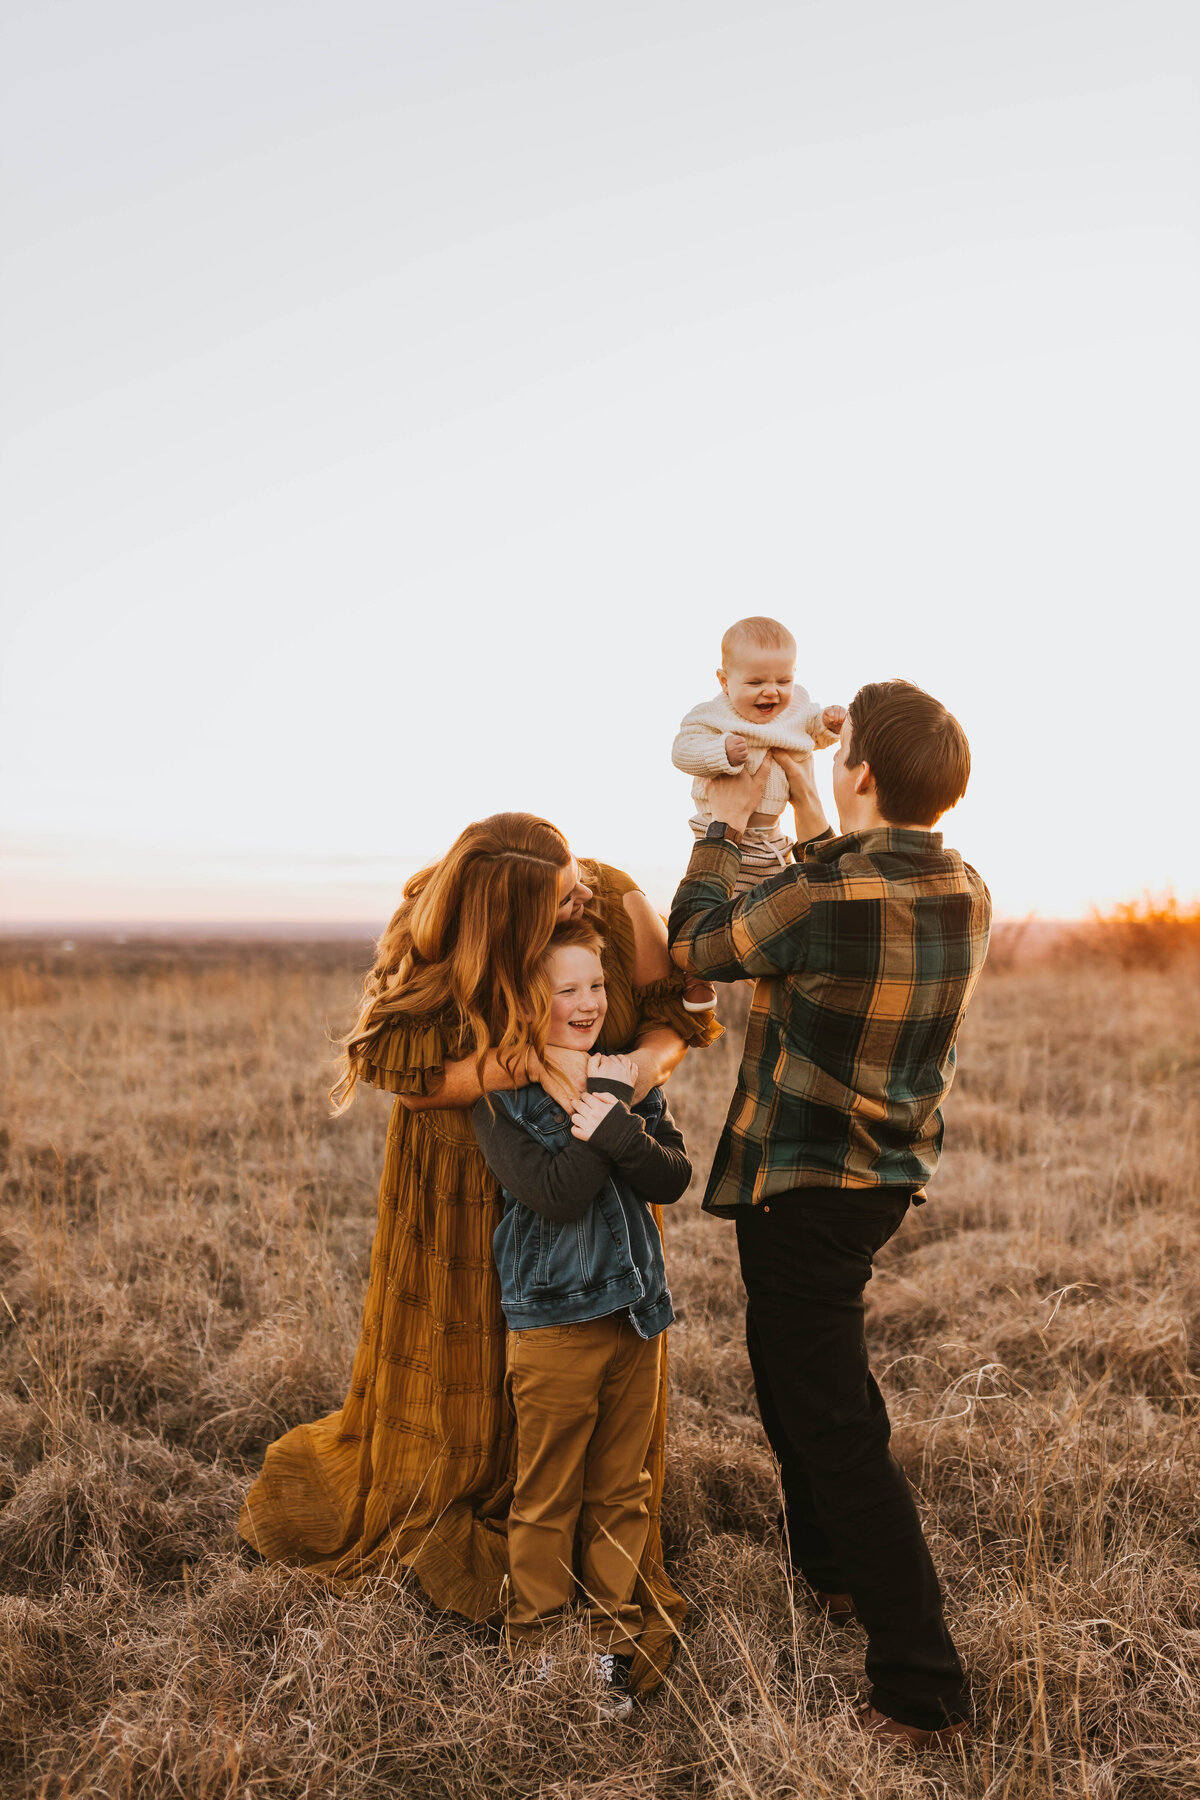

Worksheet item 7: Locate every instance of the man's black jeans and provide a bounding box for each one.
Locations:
[735,1189,968,1730]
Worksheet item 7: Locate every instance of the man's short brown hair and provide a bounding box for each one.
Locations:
[846,681,970,826]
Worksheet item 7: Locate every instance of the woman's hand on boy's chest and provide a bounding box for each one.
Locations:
[527,1045,588,1113]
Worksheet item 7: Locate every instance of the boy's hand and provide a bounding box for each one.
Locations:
[724,733,750,766]
[571,1091,619,1141]
[822,705,847,733]
[588,1052,638,1088]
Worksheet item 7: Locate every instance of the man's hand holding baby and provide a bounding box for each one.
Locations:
[774,748,831,843]
[703,753,776,836]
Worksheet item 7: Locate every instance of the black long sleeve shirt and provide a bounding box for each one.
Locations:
[471,1079,692,1223]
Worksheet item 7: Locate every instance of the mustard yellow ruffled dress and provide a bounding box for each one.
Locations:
[239,862,720,1693]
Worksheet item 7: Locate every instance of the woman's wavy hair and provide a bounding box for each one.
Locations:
[331,813,571,1113]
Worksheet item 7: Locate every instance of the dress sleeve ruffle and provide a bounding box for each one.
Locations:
[359,1011,448,1096]
[632,973,724,1049]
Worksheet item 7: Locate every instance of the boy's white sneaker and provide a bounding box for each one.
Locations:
[593,1651,634,1721]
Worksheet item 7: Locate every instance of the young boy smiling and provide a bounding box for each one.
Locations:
[472,921,691,1717]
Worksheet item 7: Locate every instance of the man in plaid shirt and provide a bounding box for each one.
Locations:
[668,679,990,1750]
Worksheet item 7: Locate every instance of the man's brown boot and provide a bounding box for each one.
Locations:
[856,1704,972,1752]
[812,1588,857,1626]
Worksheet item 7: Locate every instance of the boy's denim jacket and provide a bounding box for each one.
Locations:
[485,1083,682,1339]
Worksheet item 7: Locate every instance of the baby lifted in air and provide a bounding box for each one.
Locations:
[672,615,845,1009]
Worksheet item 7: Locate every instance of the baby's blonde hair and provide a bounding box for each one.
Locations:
[720,615,796,669]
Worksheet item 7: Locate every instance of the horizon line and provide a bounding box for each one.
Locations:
[1,916,1074,938]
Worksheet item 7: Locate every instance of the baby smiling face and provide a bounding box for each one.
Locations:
[718,642,796,726]
[544,942,607,1052]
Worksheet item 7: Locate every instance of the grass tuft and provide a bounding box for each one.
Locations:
[0,938,1197,1795]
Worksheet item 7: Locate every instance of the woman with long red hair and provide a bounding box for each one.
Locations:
[239,813,718,1693]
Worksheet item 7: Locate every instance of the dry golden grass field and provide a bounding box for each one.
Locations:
[1,931,1198,1798]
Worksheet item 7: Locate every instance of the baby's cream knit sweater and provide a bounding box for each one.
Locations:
[672,688,837,822]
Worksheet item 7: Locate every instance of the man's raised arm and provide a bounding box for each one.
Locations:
[666,756,827,982]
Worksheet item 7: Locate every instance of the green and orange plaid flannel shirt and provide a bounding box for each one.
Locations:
[667,828,991,1214]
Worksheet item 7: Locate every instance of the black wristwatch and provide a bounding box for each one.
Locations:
[704,819,743,847]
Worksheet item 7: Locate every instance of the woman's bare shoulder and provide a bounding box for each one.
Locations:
[583,860,670,987]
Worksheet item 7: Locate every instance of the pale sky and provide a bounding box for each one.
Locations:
[3,0,1197,924]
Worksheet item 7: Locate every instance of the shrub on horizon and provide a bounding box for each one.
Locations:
[1083,891,1200,967]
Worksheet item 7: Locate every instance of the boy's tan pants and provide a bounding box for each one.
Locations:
[505,1312,660,1653]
